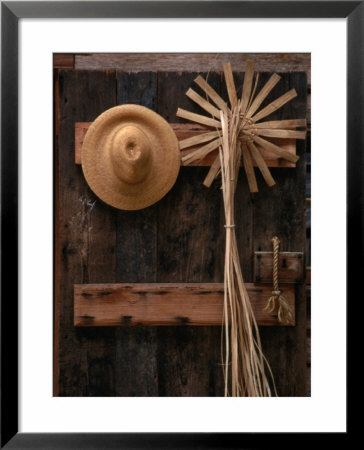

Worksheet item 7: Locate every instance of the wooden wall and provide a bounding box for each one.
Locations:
[54,53,310,396]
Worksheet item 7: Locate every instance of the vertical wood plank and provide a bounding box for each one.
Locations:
[251,72,308,396]
[56,70,117,396]
[114,72,159,396]
[155,72,225,396]
[54,69,60,396]
[155,167,226,396]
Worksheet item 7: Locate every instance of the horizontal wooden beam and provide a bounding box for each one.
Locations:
[253,251,304,284]
[75,122,297,168]
[73,53,311,86]
[74,283,295,327]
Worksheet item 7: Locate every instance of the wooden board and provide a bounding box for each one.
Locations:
[113,71,159,396]
[152,72,226,396]
[74,53,311,85]
[53,53,74,68]
[251,72,308,396]
[74,122,297,167]
[254,251,304,283]
[74,283,295,327]
[55,69,117,396]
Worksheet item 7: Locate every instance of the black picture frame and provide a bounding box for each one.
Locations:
[1,1,356,448]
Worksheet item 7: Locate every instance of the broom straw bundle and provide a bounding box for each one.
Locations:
[219,106,275,397]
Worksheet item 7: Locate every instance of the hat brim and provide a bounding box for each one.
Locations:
[82,105,180,210]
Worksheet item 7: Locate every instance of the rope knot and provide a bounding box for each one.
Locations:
[263,236,293,324]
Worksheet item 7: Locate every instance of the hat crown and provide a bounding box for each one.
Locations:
[110,125,152,184]
[82,104,180,210]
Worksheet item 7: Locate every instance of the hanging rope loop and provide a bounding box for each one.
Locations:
[264,236,293,324]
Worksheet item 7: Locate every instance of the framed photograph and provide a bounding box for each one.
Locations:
[1,1,355,448]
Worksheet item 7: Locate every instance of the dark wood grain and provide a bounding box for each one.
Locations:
[56,69,117,396]
[53,53,74,68]
[253,251,304,283]
[251,72,308,396]
[74,283,295,326]
[114,72,159,396]
[154,71,224,396]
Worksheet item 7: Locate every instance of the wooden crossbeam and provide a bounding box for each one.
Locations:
[75,122,297,168]
[74,283,295,327]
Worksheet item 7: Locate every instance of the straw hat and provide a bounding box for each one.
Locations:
[82,104,180,210]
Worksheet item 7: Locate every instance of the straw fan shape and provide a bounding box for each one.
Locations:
[177,60,306,191]
[176,61,306,397]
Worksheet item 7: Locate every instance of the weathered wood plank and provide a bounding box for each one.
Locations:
[254,251,304,283]
[75,122,297,167]
[306,286,311,396]
[155,71,226,396]
[56,69,117,396]
[114,71,159,396]
[53,53,74,68]
[306,267,311,285]
[54,72,61,394]
[54,70,60,137]
[74,283,295,327]
[251,72,308,396]
[75,53,311,85]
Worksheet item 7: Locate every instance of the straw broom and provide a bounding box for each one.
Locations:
[219,106,274,396]
[176,61,306,396]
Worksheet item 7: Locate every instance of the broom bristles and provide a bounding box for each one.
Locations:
[220,106,276,397]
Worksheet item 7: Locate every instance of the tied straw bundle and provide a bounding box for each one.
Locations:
[219,106,275,396]
[176,61,306,396]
